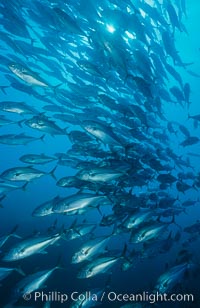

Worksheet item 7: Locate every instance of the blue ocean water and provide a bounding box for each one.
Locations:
[0,0,200,307]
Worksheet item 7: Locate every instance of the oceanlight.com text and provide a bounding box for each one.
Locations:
[23,290,195,304]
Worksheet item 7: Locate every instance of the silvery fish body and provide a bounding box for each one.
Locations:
[76,167,125,183]
[155,263,196,293]
[14,266,59,298]
[0,166,46,182]
[72,236,110,263]
[53,193,109,214]
[3,234,61,261]
[77,256,120,279]
[9,63,49,87]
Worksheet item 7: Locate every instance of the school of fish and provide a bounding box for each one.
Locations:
[0,0,200,307]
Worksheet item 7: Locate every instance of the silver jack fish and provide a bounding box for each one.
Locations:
[2,233,61,261]
[0,166,56,182]
[76,167,125,183]
[14,264,62,298]
[72,236,111,264]
[77,255,122,279]
[53,193,109,214]
[9,63,49,87]
[155,263,197,293]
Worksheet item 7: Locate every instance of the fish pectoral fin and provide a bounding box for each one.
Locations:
[23,71,32,76]
[40,250,48,254]
[54,243,60,247]
[74,228,82,236]
[12,234,22,239]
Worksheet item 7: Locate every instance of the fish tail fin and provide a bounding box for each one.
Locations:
[47,219,58,234]
[173,130,179,137]
[0,86,9,95]
[40,134,46,142]
[171,214,182,230]
[174,230,182,241]
[171,214,175,224]
[106,194,113,204]
[9,224,19,235]
[156,215,161,222]
[176,194,181,203]
[9,225,22,239]
[15,266,26,276]
[17,120,25,128]
[22,182,28,191]
[49,165,57,180]
[64,126,69,135]
[192,183,199,192]
[124,73,134,85]
[124,73,129,84]
[124,142,132,157]
[54,152,63,160]
[112,222,118,236]
[59,224,69,240]
[121,243,127,258]
[90,225,97,235]
[30,38,37,46]
[55,255,64,270]
[96,204,103,216]
[182,207,188,216]
[52,83,63,95]
[167,230,173,240]
[0,194,6,207]
[70,218,78,229]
